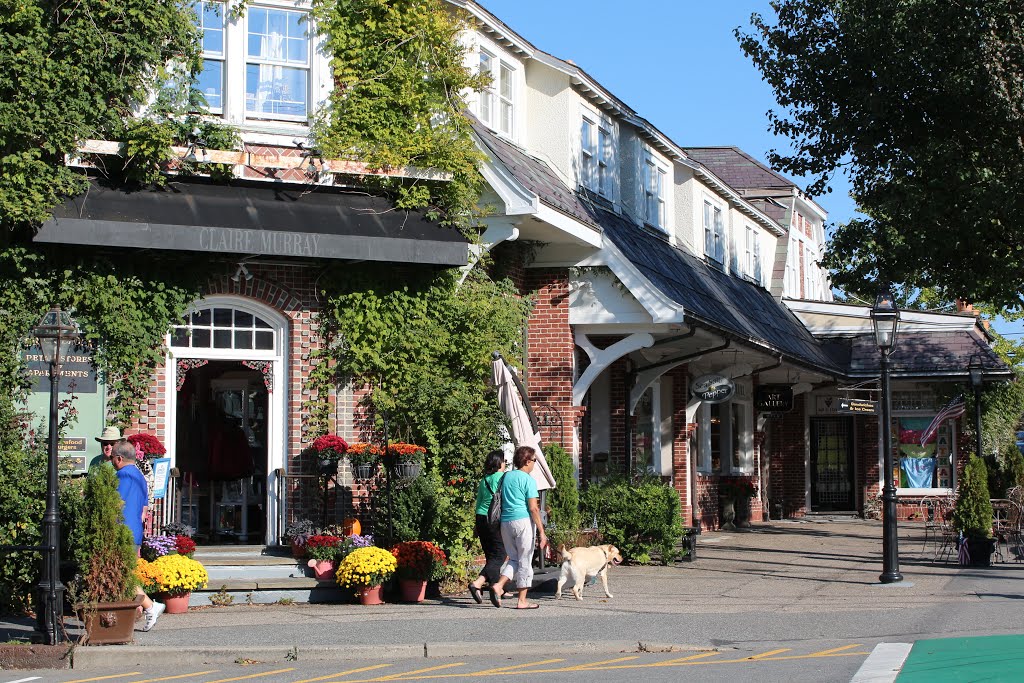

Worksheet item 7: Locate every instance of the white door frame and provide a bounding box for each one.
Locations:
[163,295,288,546]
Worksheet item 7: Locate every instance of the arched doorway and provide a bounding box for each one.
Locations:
[163,296,287,545]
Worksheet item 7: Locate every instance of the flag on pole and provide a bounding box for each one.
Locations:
[920,395,966,446]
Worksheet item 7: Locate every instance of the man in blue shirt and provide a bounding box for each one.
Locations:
[110,440,164,631]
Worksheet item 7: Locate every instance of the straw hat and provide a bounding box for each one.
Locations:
[95,426,122,443]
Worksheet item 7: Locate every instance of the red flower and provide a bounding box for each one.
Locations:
[312,434,349,459]
[391,541,447,580]
[175,535,196,557]
[127,433,166,456]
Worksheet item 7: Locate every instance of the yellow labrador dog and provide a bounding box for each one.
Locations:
[555,544,623,600]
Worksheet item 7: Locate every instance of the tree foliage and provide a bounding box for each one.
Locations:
[953,455,993,538]
[311,0,487,228]
[737,1,1024,308]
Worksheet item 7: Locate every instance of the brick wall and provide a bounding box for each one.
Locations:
[765,393,807,518]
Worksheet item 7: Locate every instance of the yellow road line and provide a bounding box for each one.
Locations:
[748,648,792,660]
[129,672,218,683]
[807,644,862,657]
[202,668,296,683]
[373,663,465,680]
[557,656,639,670]
[470,659,565,674]
[653,652,722,666]
[289,664,391,683]
[64,674,142,683]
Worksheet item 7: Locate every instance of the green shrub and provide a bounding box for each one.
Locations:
[75,465,138,604]
[545,443,582,549]
[371,470,440,548]
[0,414,46,613]
[953,456,993,539]
[988,442,1024,498]
[580,474,683,564]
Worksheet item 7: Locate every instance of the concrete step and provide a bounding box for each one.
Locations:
[192,545,305,582]
[191,576,347,607]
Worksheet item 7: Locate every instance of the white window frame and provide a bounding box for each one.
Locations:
[244,4,312,122]
[642,152,667,231]
[475,48,516,138]
[744,225,754,278]
[478,50,494,125]
[195,1,226,114]
[703,197,725,264]
[581,110,614,198]
[753,230,764,286]
[698,399,753,475]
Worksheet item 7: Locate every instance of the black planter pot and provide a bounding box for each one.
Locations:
[354,464,375,480]
[319,459,339,476]
[960,536,995,567]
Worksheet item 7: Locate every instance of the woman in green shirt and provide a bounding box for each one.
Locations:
[468,450,506,604]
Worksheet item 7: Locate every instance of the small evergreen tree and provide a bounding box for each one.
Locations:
[544,443,582,548]
[953,456,993,539]
[76,465,138,604]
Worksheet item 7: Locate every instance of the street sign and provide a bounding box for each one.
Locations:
[837,398,878,415]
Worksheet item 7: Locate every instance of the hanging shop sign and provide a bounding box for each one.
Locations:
[755,385,794,413]
[837,398,878,415]
[691,374,735,404]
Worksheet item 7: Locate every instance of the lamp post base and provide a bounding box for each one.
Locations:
[878,571,904,584]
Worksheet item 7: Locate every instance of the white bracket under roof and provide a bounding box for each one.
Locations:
[573,331,654,406]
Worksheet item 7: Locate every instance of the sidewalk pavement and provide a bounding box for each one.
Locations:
[4,518,1023,674]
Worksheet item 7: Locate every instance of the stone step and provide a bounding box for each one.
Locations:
[191,576,347,607]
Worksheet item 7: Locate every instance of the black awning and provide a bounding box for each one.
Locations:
[36,179,468,266]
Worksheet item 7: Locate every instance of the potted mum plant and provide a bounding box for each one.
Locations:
[151,554,208,613]
[73,463,143,645]
[127,432,166,476]
[953,456,995,567]
[383,442,427,480]
[140,534,178,561]
[347,443,383,480]
[304,534,344,580]
[335,546,397,605]
[283,518,316,558]
[312,434,349,476]
[391,541,447,603]
[718,479,756,530]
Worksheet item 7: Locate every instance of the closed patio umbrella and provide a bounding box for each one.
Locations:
[491,353,556,491]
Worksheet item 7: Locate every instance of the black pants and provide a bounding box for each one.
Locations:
[475,514,505,584]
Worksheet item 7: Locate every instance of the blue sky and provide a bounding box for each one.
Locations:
[478,0,1022,338]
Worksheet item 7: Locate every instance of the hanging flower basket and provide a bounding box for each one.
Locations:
[394,461,421,479]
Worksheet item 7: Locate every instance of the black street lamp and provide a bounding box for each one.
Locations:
[968,355,984,460]
[871,289,903,584]
[31,306,79,645]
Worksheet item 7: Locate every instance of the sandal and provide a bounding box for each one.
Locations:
[468,583,483,604]
[515,603,540,610]
[488,586,502,609]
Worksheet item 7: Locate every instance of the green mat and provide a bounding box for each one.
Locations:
[897,635,1024,682]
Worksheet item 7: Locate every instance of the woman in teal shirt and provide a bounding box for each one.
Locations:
[468,450,506,604]
[488,446,548,609]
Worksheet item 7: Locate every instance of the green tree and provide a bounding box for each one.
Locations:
[953,456,993,538]
[544,443,582,549]
[737,1,1024,309]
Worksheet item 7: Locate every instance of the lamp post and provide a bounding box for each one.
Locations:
[32,306,79,645]
[871,289,903,584]
[968,356,984,460]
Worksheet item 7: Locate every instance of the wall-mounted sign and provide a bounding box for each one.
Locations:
[691,374,735,404]
[151,458,171,500]
[837,398,878,415]
[22,344,97,393]
[755,385,794,413]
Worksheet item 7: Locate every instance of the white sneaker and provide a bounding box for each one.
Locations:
[142,602,165,632]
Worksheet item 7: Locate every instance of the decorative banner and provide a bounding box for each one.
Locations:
[151,457,171,500]
[755,385,794,413]
[691,374,735,404]
[176,358,209,391]
[241,360,274,393]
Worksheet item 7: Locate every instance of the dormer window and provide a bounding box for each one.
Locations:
[704,199,725,264]
[245,7,311,119]
[642,154,666,230]
[581,113,613,197]
[477,49,515,137]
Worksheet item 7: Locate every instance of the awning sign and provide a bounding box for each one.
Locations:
[691,374,735,404]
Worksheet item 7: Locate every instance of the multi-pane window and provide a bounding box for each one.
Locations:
[753,233,764,285]
[478,51,493,123]
[804,245,815,298]
[477,52,515,137]
[581,115,612,196]
[643,157,666,229]
[744,225,754,277]
[245,7,310,119]
[171,307,275,351]
[195,1,225,112]
[704,200,725,263]
[785,235,800,295]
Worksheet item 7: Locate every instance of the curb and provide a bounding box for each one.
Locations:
[71,641,711,670]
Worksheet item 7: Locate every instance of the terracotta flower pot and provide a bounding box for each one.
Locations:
[78,595,144,645]
[307,558,337,581]
[399,578,427,603]
[160,592,190,614]
[358,584,384,605]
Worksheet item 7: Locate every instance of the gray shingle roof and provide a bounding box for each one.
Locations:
[597,207,844,374]
[684,147,796,191]
[840,330,1010,377]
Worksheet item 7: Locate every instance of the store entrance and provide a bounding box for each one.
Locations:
[810,417,855,512]
[175,360,268,544]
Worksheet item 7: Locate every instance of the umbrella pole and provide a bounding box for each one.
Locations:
[538,490,546,570]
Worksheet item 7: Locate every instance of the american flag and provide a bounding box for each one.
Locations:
[920,395,966,446]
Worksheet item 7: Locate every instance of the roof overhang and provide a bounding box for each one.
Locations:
[36,179,469,266]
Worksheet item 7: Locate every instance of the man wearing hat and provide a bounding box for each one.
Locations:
[89,426,122,470]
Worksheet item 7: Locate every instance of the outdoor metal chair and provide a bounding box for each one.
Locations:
[1006,488,1024,562]
[991,498,1014,562]
[920,496,942,556]
[933,497,958,563]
